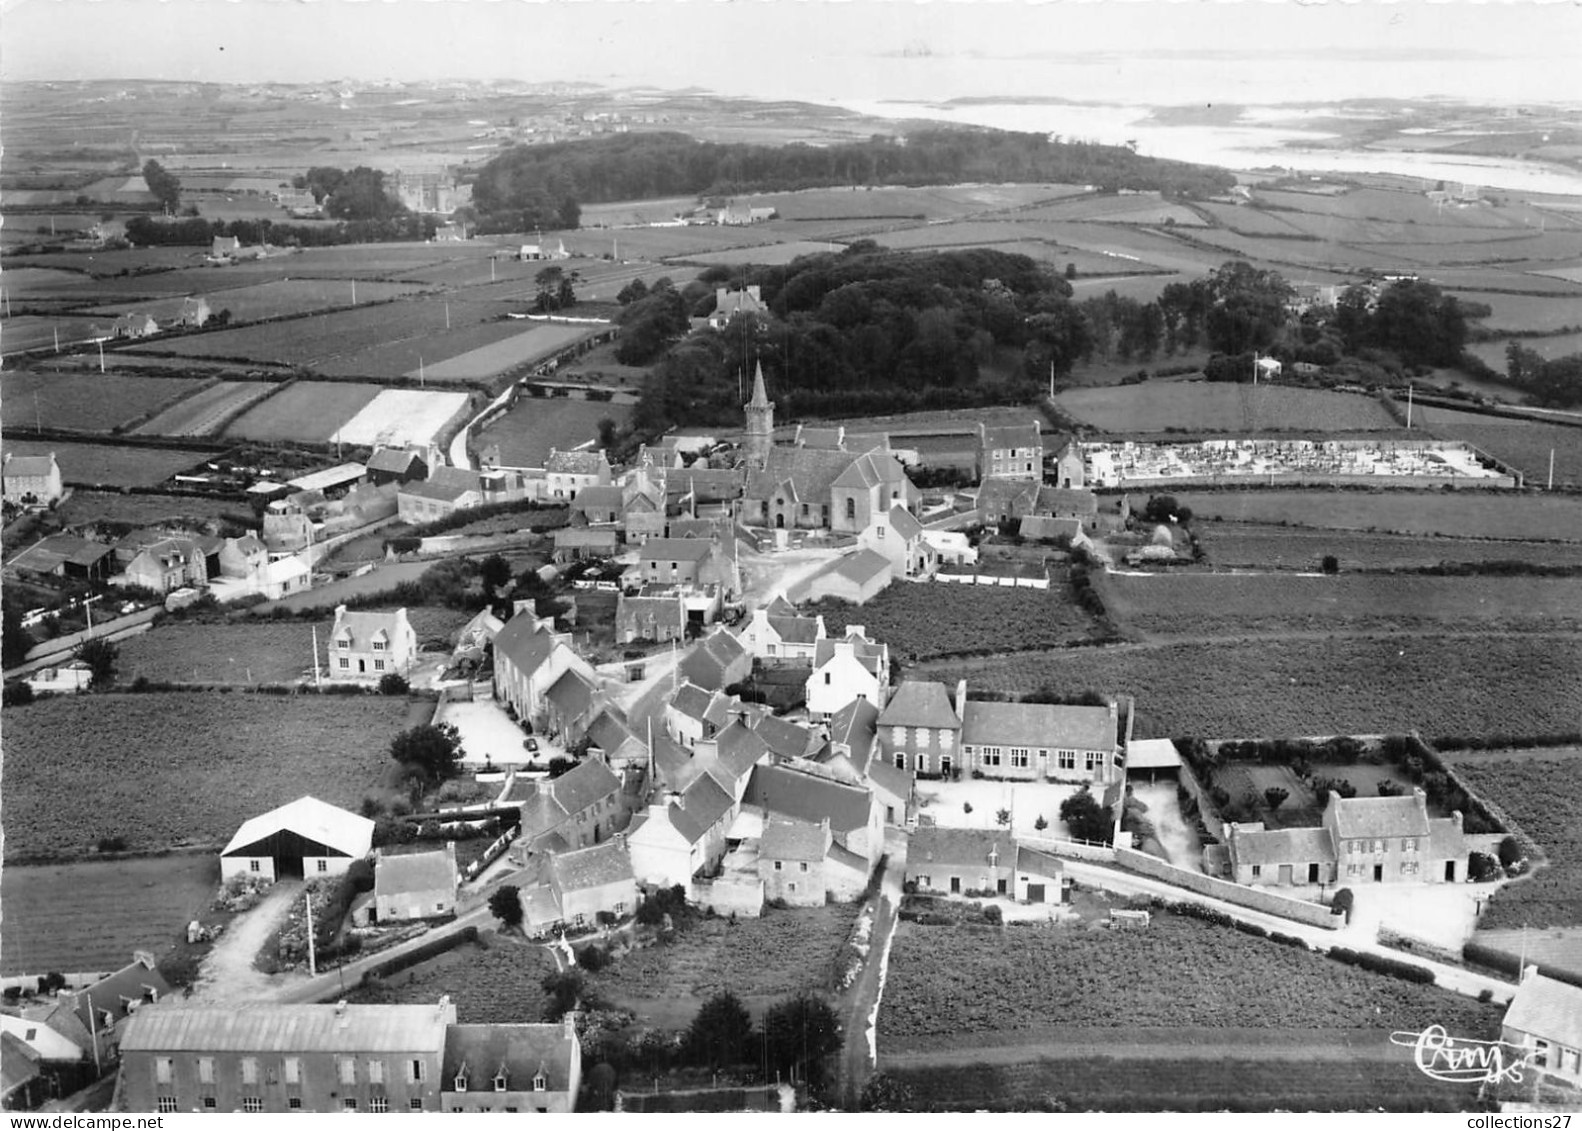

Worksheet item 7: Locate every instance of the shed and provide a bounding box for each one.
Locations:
[220,796,374,882]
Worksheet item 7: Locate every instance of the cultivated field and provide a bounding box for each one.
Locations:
[82,278,434,325]
[333,389,470,448]
[917,634,1582,741]
[313,320,552,381]
[1055,383,1399,433]
[1173,489,1582,542]
[1455,291,1582,333]
[398,323,599,382]
[1014,192,1207,226]
[1423,421,1582,489]
[472,397,634,467]
[0,371,208,433]
[350,935,555,1023]
[131,380,278,437]
[1,693,428,860]
[1099,573,1582,638]
[221,380,383,442]
[52,488,249,530]
[808,578,1106,659]
[753,183,1089,221]
[684,239,852,266]
[880,914,1500,1051]
[1448,750,1582,930]
[1197,523,1582,571]
[1467,331,1582,370]
[0,854,219,976]
[0,438,212,488]
[0,314,104,354]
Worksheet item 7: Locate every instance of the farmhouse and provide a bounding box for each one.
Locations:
[796,548,893,607]
[398,467,483,523]
[0,1014,91,1110]
[805,627,890,721]
[569,484,623,526]
[115,1000,456,1113]
[1502,967,1582,1085]
[1221,788,1468,887]
[737,595,826,662]
[677,628,752,693]
[440,1021,581,1115]
[2,451,64,506]
[519,837,638,934]
[819,697,914,826]
[327,605,417,681]
[757,817,866,906]
[857,505,937,579]
[109,312,159,340]
[220,796,374,882]
[977,420,1043,481]
[374,844,458,922]
[116,535,207,595]
[877,680,961,777]
[743,764,883,871]
[176,297,211,328]
[960,697,1121,785]
[545,449,612,501]
[508,756,630,855]
[492,615,600,729]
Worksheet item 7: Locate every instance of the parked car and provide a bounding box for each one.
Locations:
[524,737,539,753]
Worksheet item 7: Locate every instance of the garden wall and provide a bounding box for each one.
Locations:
[1112,847,1340,930]
[1109,471,1516,490]
[933,573,1050,589]
[688,877,763,919]
[1015,833,1116,864]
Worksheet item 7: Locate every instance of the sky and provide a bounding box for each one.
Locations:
[3,0,1581,107]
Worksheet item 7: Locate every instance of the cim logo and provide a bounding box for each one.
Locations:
[1390,1025,1539,1086]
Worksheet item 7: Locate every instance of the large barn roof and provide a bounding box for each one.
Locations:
[221,796,374,859]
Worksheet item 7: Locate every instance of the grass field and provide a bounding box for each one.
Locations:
[1455,291,1582,333]
[1099,573,1582,638]
[1015,193,1207,226]
[251,561,438,612]
[473,396,634,467]
[0,438,212,488]
[333,389,470,448]
[52,489,249,530]
[917,633,1582,741]
[81,278,434,324]
[589,903,859,1030]
[1447,750,1582,930]
[118,608,471,685]
[1197,523,1582,571]
[0,854,219,976]
[131,380,277,437]
[397,323,600,382]
[808,577,1106,659]
[1428,421,1582,489]
[349,934,555,1023]
[880,913,1501,1050]
[313,320,553,381]
[1467,331,1582,371]
[684,239,852,266]
[1175,489,1582,542]
[1055,383,1399,433]
[221,380,383,442]
[0,371,208,433]
[1,693,428,861]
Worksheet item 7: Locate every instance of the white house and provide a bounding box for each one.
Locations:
[857,505,937,579]
[736,595,826,662]
[805,627,890,722]
[220,796,374,882]
[2,452,64,507]
[327,605,418,681]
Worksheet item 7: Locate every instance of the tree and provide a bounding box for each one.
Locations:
[1263,787,1290,810]
[616,278,649,305]
[323,166,405,222]
[3,600,34,669]
[1468,852,1499,882]
[142,159,181,211]
[389,722,464,783]
[1330,887,1354,921]
[1203,261,1292,355]
[377,671,410,696]
[1498,836,1524,870]
[76,637,118,685]
[995,808,1012,827]
[1059,788,1112,844]
[761,992,841,1084]
[1034,815,1048,832]
[489,884,524,928]
[541,970,587,1021]
[685,990,754,1067]
[479,553,513,595]
[1321,554,1340,575]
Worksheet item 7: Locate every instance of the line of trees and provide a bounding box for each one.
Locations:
[470,129,1236,227]
[1504,341,1582,407]
[123,212,440,248]
[142,159,181,211]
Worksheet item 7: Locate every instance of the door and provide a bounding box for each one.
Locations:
[950,876,960,894]
[1445,860,1456,881]
[1308,863,1321,883]
[996,878,1008,895]
[1278,864,1292,885]
[775,513,785,529]
[1027,884,1045,903]
[940,755,953,776]
[1374,864,1384,882]
[358,659,366,673]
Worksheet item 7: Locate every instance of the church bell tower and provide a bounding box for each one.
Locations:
[743,360,774,470]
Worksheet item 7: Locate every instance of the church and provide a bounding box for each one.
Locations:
[737,363,919,533]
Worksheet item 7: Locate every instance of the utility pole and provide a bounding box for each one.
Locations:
[352,280,357,305]
[1549,449,1555,491]
[1406,383,1413,430]
[312,624,322,687]
[97,338,105,374]
[304,890,317,977]
[445,301,451,331]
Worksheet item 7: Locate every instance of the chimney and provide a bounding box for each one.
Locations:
[1522,964,1540,984]
[563,1011,580,1040]
[955,678,968,715]
[335,1000,348,1016]
[133,950,157,970]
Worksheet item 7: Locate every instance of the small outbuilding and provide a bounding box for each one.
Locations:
[220,796,374,882]
[375,844,459,922]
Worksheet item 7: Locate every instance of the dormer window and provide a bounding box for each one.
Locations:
[494,1070,508,1092]
[337,636,351,650]
[455,1068,469,1092]
[532,1073,547,1093]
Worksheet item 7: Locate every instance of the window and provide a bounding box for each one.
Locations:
[283,1058,300,1085]
[316,859,328,873]
[1011,748,1030,769]
[249,859,260,873]
[893,752,906,770]
[343,1098,358,1111]
[240,1058,258,1085]
[774,861,783,871]
[408,1059,426,1084]
[156,1059,173,1085]
[455,1071,469,1093]
[1401,861,1419,875]
[981,746,1001,767]
[374,659,385,672]
[939,729,954,750]
[843,498,855,521]
[494,1072,509,1092]
[339,1057,357,1086]
[372,639,386,652]
[533,1073,547,1093]
[1534,1041,1551,1068]
[824,673,831,685]
[1086,752,1100,772]
[242,1098,263,1113]
[1347,864,1361,876]
[409,1099,423,1111]
[198,1058,214,1084]
[788,882,797,893]
[368,1060,384,1086]
[339,657,350,670]
[338,638,350,650]
[891,726,906,747]
[1251,865,1262,877]
[203,1097,217,1110]
[1372,840,1385,853]
[799,862,809,873]
[1058,751,1075,771]
[288,1098,303,1111]
[1402,838,1418,852]
[157,1098,177,1113]
[370,1097,389,1113]
[876,525,886,539]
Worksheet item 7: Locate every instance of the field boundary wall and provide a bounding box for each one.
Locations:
[1107,471,1517,490]
[11,607,160,675]
[1014,833,1116,864]
[1112,846,1340,929]
[924,508,980,531]
[689,876,764,918]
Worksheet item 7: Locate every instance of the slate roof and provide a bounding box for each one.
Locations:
[828,698,879,765]
[976,478,1040,517]
[813,631,887,677]
[332,607,409,649]
[746,447,888,504]
[571,485,624,513]
[679,630,748,692]
[493,616,556,678]
[554,527,619,548]
[73,958,173,1031]
[832,450,910,492]
[1016,844,1066,881]
[1428,817,1466,862]
[667,517,719,539]
[545,757,620,817]
[1229,825,1336,867]
[375,847,455,899]
[797,427,844,450]
[286,463,368,493]
[119,1003,452,1053]
[960,701,1114,751]
[550,838,633,893]
[6,534,113,574]
[886,505,925,541]
[402,466,480,503]
[1038,487,1099,517]
[222,796,374,859]
[545,668,598,720]
[1505,972,1582,1049]
[744,764,872,835]
[672,775,734,845]
[761,818,830,862]
[669,681,715,724]
[753,712,812,760]
[830,548,891,588]
[1329,794,1431,840]
[546,450,608,476]
[979,422,1043,452]
[908,826,1016,870]
[638,538,717,564]
[666,467,744,503]
[3,454,59,480]
[1,1032,40,1095]
[443,1023,577,1095]
[367,448,423,474]
[586,708,642,758]
[878,681,960,730]
[866,758,912,803]
[711,721,772,787]
[653,732,702,793]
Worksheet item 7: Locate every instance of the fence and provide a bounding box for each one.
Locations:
[932,572,1050,589]
[1112,846,1340,929]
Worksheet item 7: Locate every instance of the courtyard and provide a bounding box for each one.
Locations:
[914,777,1089,839]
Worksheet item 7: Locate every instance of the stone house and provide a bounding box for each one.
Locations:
[327,605,417,681]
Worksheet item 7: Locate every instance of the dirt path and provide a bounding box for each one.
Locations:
[186,880,307,1006]
[837,831,905,1110]
[882,1035,1393,1068]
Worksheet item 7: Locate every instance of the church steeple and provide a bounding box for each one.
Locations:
[743,360,774,469]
